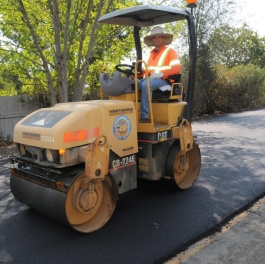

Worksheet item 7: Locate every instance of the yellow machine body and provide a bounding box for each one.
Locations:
[13,100,137,157]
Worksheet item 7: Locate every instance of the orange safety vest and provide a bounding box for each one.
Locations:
[146,45,182,83]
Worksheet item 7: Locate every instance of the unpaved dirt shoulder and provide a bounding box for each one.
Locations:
[0,143,18,159]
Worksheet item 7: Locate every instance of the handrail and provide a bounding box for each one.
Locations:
[170,83,183,100]
[134,60,154,124]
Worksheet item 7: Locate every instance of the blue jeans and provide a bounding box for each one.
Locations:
[138,78,168,119]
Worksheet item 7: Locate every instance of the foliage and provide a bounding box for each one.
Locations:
[207,24,265,68]
[210,64,265,113]
[191,1,265,117]
[191,43,218,116]
[1,0,265,119]
[0,0,137,105]
[192,0,237,50]
[191,62,265,117]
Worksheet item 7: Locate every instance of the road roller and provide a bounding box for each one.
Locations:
[10,3,201,233]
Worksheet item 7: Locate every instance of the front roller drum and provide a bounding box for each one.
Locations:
[10,170,117,233]
[165,142,201,189]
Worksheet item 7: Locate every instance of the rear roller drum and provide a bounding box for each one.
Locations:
[165,142,201,189]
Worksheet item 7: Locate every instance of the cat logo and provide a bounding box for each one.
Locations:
[158,131,168,141]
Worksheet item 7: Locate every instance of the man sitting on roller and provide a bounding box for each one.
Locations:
[138,26,182,123]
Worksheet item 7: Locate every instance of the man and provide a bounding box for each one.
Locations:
[138,26,182,123]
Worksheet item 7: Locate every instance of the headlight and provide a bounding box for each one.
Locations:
[18,144,26,155]
[59,149,66,164]
[45,149,59,162]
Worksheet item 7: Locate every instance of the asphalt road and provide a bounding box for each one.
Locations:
[1,108,265,264]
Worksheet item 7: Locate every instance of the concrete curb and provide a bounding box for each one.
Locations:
[166,196,265,264]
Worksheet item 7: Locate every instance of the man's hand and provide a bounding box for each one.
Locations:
[150,72,164,79]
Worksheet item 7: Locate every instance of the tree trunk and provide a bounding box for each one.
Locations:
[18,0,57,106]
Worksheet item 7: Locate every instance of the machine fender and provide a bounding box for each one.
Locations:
[84,134,110,183]
[171,118,194,155]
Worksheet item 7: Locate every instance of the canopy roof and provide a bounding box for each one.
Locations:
[98,5,189,27]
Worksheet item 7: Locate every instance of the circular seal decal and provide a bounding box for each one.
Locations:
[113,115,131,140]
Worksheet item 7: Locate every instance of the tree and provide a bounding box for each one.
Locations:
[192,25,265,116]
[207,24,265,68]
[189,0,242,116]
[150,0,237,49]
[0,0,136,105]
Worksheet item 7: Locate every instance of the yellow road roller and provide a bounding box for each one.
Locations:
[10,3,201,233]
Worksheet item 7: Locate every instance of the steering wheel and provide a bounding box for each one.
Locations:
[115,63,142,76]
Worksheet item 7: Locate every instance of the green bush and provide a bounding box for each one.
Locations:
[210,64,265,113]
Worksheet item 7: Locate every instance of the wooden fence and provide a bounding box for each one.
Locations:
[0,96,40,139]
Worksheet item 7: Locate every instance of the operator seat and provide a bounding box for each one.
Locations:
[152,74,183,101]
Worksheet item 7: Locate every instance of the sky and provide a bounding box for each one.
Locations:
[236,0,265,37]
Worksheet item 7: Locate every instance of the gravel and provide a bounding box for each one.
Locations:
[0,143,19,159]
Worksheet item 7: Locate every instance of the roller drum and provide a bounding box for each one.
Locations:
[165,142,201,189]
[10,164,117,233]
[10,174,69,225]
